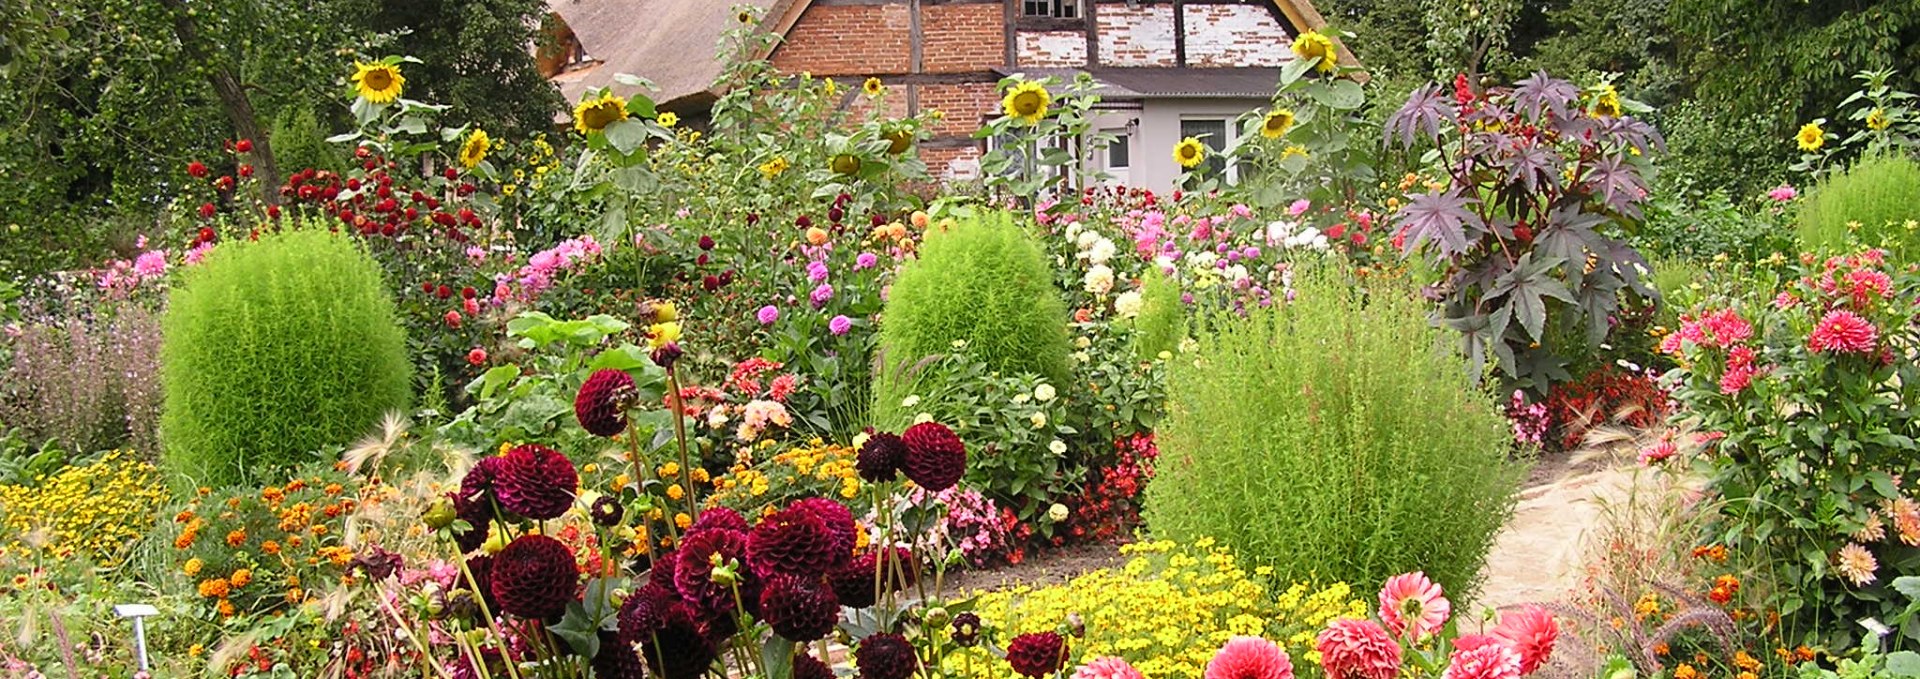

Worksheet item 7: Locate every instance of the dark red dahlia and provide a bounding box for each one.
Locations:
[749,504,837,578]
[617,583,675,644]
[951,611,982,647]
[856,432,906,482]
[489,535,580,621]
[758,574,841,641]
[900,422,966,491]
[448,490,491,553]
[590,496,624,526]
[855,632,919,679]
[591,630,646,679]
[674,529,752,616]
[794,652,835,679]
[576,369,638,437]
[690,507,749,533]
[463,554,500,619]
[1006,632,1069,678]
[644,603,720,679]
[496,444,578,520]
[792,497,857,564]
[649,550,680,591]
[830,552,881,609]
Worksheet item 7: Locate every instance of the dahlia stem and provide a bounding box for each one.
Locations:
[374,586,453,679]
[815,639,832,668]
[621,417,658,564]
[456,555,525,679]
[665,363,701,525]
[727,584,763,678]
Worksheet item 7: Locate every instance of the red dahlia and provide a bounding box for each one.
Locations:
[463,554,500,619]
[759,574,841,641]
[576,369,639,437]
[794,652,835,679]
[900,422,966,491]
[489,535,579,622]
[617,583,675,644]
[496,444,578,520]
[690,507,749,533]
[748,504,838,578]
[830,552,882,609]
[644,603,721,679]
[591,630,646,679]
[856,432,906,482]
[1006,631,1070,678]
[674,528,753,616]
[855,633,920,679]
[791,497,858,566]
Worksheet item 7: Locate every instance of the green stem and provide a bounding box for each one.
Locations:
[666,363,701,525]
[457,555,525,679]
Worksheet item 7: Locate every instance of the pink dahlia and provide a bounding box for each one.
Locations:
[1440,635,1522,679]
[1809,309,1878,354]
[1076,657,1147,679]
[1378,572,1451,640]
[1317,619,1402,679]
[1205,637,1295,679]
[1490,606,1558,675]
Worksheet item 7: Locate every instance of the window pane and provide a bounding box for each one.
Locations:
[1106,133,1130,169]
[1023,0,1048,16]
[1058,1,1078,18]
[1179,119,1228,177]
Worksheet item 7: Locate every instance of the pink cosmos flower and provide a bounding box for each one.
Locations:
[1808,309,1878,354]
[1205,637,1294,679]
[1768,184,1797,202]
[1490,606,1558,675]
[1441,636,1522,679]
[1378,572,1451,640]
[1076,657,1147,679]
[1316,618,1402,679]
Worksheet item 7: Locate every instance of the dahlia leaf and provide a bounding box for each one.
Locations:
[550,603,602,660]
[1395,191,1479,258]
[761,637,796,679]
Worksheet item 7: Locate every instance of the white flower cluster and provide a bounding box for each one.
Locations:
[1264,220,1329,251]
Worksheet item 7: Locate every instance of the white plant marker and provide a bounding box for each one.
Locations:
[114,604,159,671]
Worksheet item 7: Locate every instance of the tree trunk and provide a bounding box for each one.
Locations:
[154,0,281,205]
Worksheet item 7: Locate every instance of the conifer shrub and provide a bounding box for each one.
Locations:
[1798,153,1920,259]
[160,226,409,487]
[1143,266,1520,598]
[872,210,1070,427]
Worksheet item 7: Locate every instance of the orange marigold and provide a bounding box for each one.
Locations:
[230,568,252,588]
[217,599,236,617]
[197,578,231,598]
[261,540,281,555]
[225,529,247,548]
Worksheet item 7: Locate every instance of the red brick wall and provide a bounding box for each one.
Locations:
[770,4,912,76]
[918,82,1000,138]
[921,3,1004,72]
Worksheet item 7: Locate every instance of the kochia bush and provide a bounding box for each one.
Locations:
[1797,153,1920,260]
[1144,267,1520,597]
[160,226,410,487]
[872,210,1070,428]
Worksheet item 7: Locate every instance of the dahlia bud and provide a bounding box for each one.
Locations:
[924,607,951,629]
[590,496,624,527]
[1065,612,1085,638]
[951,612,982,647]
[443,588,478,620]
[481,528,510,555]
[423,498,458,530]
[710,560,740,588]
[651,342,683,369]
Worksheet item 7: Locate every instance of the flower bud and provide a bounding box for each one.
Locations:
[423,498,458,530]
[924,607,951,629]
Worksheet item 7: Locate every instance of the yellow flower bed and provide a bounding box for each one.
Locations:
[946,538,1366,679]
[709,438,863,510]
[0,451,169,564]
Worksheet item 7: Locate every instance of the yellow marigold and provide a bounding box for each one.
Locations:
[759,156,790,179]
[657,112,679,128]
[351,61,405,104]
[667,484,685,501]
[1002,80,1052,126]
[0,452,167,564]
[660,462,681,478]
[1173,137,1207,169]
[573,92,630,135]
[183,558,204,577]
[1797,121,1825,151]
[261,540,281,555]
[459,129,492,169]
[1291,31,1338,72]
[1674,664,1699,679]
[1260,108,1295,139]
[675,513,693,529]
[1867,108,1891,131]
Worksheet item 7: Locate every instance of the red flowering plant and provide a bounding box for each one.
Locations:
[1385,72,1663,396]
[1310,570,1565,679]
[1661,249,1920,650]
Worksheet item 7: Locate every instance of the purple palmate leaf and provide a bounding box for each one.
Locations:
[1513,71,1579,122]
[1386,83,1454,149]
[1394,191,1480,258]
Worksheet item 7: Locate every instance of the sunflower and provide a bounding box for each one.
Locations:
[352,62,406,104]
[1173,138,1207,169]
[1281,145,1309,160]
[1591,85,1622,118]
[573,92,630,135]
[823,78,839,97]
[759,156,790,179]
[658,112,679,128]
[458,129,492,169]
[1260,108,1296,139]
[1867,108,1891,131]
[864,77,886,98]
[831,153,862,176]
[737,9,755,23]
[1291,31,1338,73]
[1002,81,1052,126]
[1796,121,1826,151]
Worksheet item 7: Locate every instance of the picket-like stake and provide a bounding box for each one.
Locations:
[114,604,159,671]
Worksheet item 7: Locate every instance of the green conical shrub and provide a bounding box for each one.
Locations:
[160,226,410,487]
[1798,153,1920,259]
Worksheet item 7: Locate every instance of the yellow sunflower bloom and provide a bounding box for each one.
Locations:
[758,156,790,179]
[1173,137,1207,168]
[351,62,405,104]
[863,77,885,98]
[1867,108,1891,131]
[1796,121,1825,151]
[1002,80,1052,126]
[823,78,838,97]
[458,129,491,169]
[573,92,630,135]
[657,112,678,128]
[1291,31,1338,73]
[1260,108,1296,139]
[1281,144,1309,160]
[736,9,755,24]
[1592,85,1622,118]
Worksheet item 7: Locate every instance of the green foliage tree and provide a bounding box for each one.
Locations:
[1669,0,1920,130]
[1143,267,1520,596]
[345,0,564,139]
[872,211,1071,429]
[270,105,346,175]
[160,226,410,488]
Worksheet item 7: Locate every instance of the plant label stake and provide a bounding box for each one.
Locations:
[114,604,159,671]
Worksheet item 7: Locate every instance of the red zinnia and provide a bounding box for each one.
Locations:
[1808,309,1878,354]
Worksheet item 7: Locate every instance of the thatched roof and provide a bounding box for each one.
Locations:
[546,0,788,113]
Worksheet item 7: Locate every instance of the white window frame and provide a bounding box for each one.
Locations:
[1021,0,1080,19]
